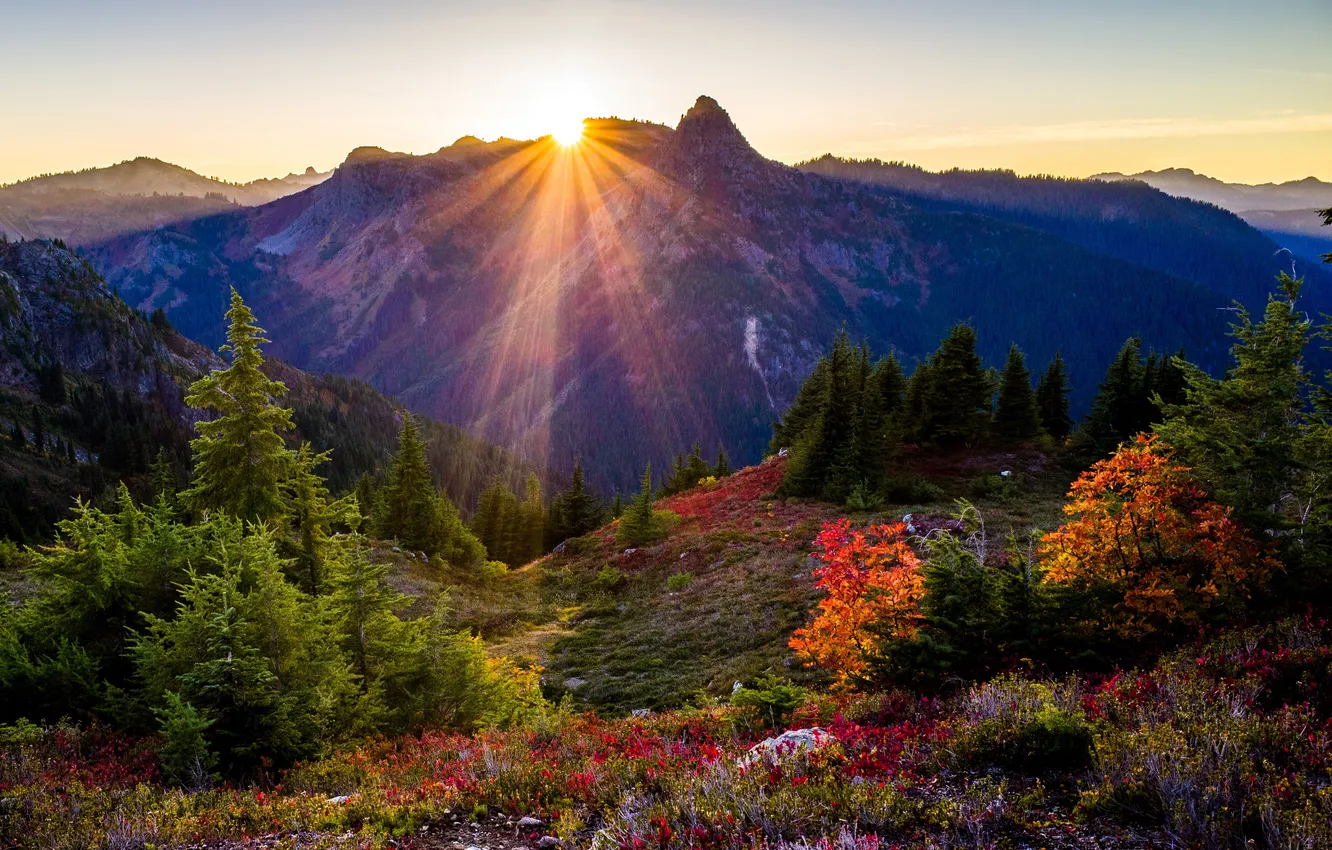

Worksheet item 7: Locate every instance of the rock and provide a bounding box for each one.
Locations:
[538,837,561,849]
[392,546,401,553]
[517,817,543,829]
[564,677,586,689]
[679,552,689,559]
[622,548,637,556]
[742,727,836,767]
[777,448,789,457]
[732,681,744,693]
[327,794,352,804]
[631,708,652,718]
[466,845,485,850]
[552,541,567,554]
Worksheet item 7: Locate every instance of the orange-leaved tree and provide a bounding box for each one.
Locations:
[1039,435,1274,639]
[790,519,924,684]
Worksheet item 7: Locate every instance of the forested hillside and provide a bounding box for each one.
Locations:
[0,237,544,541]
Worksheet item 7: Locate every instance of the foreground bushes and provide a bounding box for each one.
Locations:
[2,621,1329,849]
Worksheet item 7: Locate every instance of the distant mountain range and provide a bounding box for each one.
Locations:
[58,96,1323,489]
[0,157,331,244]
[1092,167,1332,262]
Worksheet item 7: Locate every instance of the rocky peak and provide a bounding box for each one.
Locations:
[657,95,768,188]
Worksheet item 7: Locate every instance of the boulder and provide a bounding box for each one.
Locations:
[742,727,836,767]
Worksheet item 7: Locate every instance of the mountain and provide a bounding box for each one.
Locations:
[81,97,1325,490]
[1092,167,1332,213]
[1232,208,1332,262]
[0,237,541,540]
[1087,168,1332,262]
[0,158,331,245]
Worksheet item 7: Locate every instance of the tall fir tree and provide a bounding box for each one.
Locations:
[712,444,731,478]
[1157,274,1310,538]
[546,460,603,546]
[1035,353,1073,441]
[182,290,295,522]
[617,462,659,546]
[993,344,1045,443]
[914,323,993,447]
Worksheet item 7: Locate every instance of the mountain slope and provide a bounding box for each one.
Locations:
[0,237,541,540]
[0,158,331,245]
[83,98,1310,490]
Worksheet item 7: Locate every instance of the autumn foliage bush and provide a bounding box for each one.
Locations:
[789,520,924,684]
[1039,435,1275,639]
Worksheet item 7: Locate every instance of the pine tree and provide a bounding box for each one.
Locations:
[610,489,624,519]
[1157,274,1310,537]
[182,290,295,522]
[683,442,710,488]
[519,473,545,565]
[1035,353,1072,441]
[770,358,829,452]
[285,443,356,594]
[712,444,731,478]
[915,323,993,447]
[547,460,603,546]
[783,331,862,499]
[993,344,1044,444]
[1077,337,1146,457]
[617,462,659,547]
[374,414,439,554]
[150,448,180,504]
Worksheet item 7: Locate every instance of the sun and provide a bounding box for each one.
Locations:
[551,117,586,147]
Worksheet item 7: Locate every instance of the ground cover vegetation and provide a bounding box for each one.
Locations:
[3,249,1332,848]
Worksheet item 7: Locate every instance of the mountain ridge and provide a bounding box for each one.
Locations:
[70,98,1328,489]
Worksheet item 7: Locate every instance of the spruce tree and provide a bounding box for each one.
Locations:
[712,444,731,478]
[182,290,295,522]
[683,442,710,487]
[374,414,440,554]
[1157,274,1310,537]
[770,358,829,452]
[1035,353,1072,441]
[617,462,659,546]
[1077,337,1146,456]
[916,323,993,447]
[993,344,1044,444]
[547,460,603,546]
[519,473,545,565]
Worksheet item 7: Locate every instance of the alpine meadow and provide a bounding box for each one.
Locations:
[3,2,1332,849]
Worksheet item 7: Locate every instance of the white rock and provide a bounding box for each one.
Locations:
[517,817,543,829]
[538,837,561,849]
[742,727,836,767]
[327,794,351,804]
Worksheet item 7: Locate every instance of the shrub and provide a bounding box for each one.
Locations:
[665,572,693,592]
[968,472,1017,501]
[594,565,627,592]
[153,692,216,791]
[730,675,808,729]
[882,476,944,505]
[476,560,509,583]
[954,677,1094,773]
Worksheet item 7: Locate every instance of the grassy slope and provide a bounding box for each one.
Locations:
[462,448,1075,715]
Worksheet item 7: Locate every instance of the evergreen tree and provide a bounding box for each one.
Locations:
[149,448,180,504]
[610,489,624,519]
[519,473,545,565]
[546,460,603,546]
[914,323,993,447]
[617,462,660,547]
[782,331,862,499]
[683,442,710,488]
[1077,337,1146,456]
[1157,275,1310,537]
[712,444,731,478]
[182,290,295,522]
[993,344,1044,443]
[471,480,521,565]
[1035,353,1072,441]
[374,414,459,559]
[770,358,829,452]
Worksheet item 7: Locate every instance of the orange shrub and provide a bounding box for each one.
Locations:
[790,519,924,683]
[1039,435,1274,638]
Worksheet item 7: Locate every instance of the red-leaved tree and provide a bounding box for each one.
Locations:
[790,520,924,684]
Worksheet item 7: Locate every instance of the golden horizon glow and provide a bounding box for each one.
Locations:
[551,118,587,148]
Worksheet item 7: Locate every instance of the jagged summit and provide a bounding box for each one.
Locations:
[658,95,767,188]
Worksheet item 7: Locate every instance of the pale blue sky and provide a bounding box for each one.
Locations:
[3,0,1329,183]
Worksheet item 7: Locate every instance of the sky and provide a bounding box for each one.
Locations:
[2,0,1330,185]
